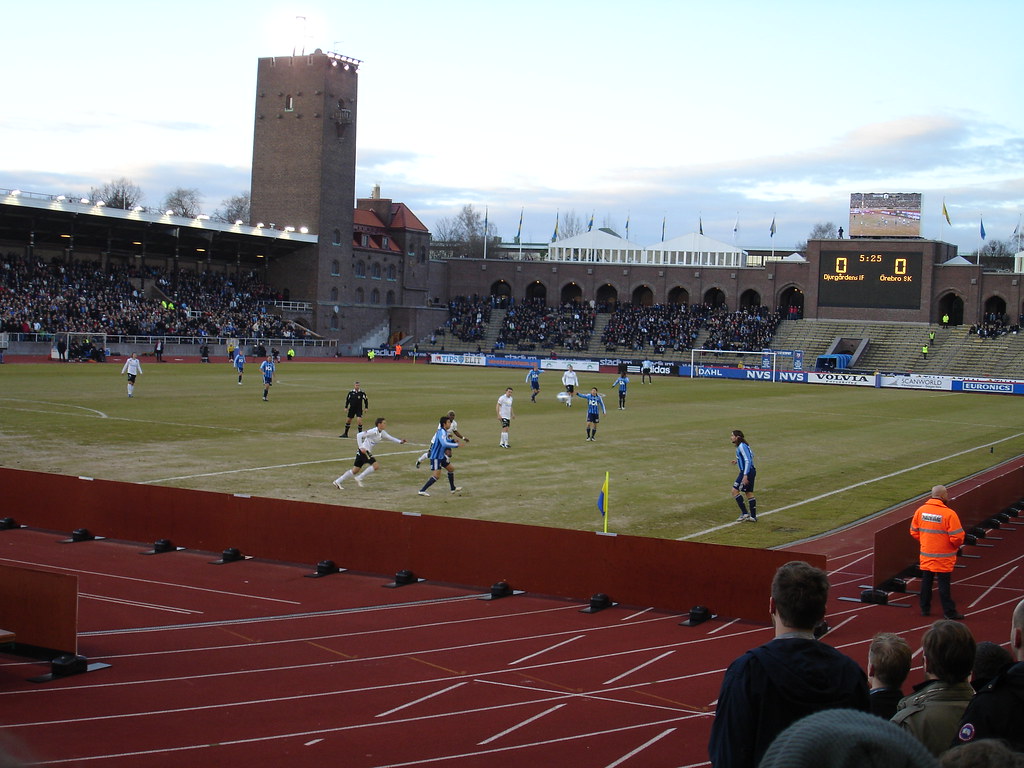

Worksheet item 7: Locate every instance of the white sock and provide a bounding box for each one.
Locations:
[127,384,133,395]
[336,470,353,484]
[417,452,428,463]
[361,465,376,480]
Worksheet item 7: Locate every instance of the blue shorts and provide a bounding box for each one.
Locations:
[263,375,273,385]
[733,467,756,493]
[430,457,450,471]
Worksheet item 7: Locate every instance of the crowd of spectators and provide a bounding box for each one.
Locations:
[968,312,1019,339]
[443,296,492,342]
[702,306,782,352]
[602,303,710,352]
[0,253,308,341]
[601,303,781,353]
[496,299,595,351]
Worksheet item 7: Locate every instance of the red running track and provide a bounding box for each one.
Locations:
[1,509,1022,767]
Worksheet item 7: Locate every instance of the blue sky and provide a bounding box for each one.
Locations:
[2,0,1022,252]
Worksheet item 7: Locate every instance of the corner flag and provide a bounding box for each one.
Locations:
[597,472,609,532]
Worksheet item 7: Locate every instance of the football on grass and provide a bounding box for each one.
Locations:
[556,392,572,402]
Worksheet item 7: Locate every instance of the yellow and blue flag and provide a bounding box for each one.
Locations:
[769,217,777,237]
[980,216,986,240]
[942,199,952,226]
[597,472,609,517]
[551,211,559,243]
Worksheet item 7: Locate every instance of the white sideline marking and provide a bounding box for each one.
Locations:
[0,398,109,418]
[143,447,428,484]
[681,431,1024,540]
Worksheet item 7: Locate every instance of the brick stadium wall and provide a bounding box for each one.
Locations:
[1,468,822,622]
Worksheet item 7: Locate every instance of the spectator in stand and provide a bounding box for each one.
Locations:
[892,620,976,757]
[868,632,913,720]
[708,560,870,768]
[968,641,1014,693]
[952,597,1024,751]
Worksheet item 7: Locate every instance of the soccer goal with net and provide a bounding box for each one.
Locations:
[56,333,108,361]
[689,348,778,379]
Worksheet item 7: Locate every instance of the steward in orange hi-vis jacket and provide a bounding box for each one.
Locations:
[910,485,966,620]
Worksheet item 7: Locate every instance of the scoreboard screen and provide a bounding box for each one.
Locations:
[818,251,923,309]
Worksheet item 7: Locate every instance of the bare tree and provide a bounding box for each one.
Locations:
[560,210,584,239]
[89,177,143,209]
[213,193,251,224]
[795,221,839,251]
[977,238,1014,270]
[162,188,203,218]
[432,204,491,258]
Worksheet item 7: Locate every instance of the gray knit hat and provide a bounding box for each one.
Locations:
[759,709,939,768]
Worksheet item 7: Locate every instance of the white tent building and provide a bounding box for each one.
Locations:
[547,229,749,267]
[645,232,748,267]
[548,228,645,264]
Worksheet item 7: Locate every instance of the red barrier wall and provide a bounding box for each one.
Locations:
[872,459,1024,585]
[0,468,822,621]
[0,563,78,654]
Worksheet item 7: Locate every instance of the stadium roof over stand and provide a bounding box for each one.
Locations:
[0,190,316,265]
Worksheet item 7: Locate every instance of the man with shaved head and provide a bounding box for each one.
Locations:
[910,485,965,620]
[951,597,1024,751]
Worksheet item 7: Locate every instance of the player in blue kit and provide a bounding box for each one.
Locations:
[612,373,629,410]
[418,415,463,496]
[525,366,541,402]
[576,387,607,441]
[259,356,275,401]
[233,349,245,385]
[731,429,757,522]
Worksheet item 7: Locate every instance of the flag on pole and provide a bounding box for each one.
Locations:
[733,214,739,234]
[942,199,952,226]
[661,216,666,242]
[515,208,523,244]
[587,212,594,232]
[625,212,630,241]
[980,216,986,240]
[597,471,609,522]
[1013,215,1020,238]
[551,211,559,243]
[769,217,777,237]
[699,217,704,236]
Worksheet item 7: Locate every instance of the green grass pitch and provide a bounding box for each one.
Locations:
[2,360,1023,548]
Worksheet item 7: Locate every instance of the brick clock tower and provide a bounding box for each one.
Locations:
[249,49,360,335]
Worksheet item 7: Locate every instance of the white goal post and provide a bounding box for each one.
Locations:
[689,348,778,379]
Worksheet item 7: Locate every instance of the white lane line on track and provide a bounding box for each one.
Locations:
[605,727,676,768]
[376,682,467,719]
[477,703,567,745]
[602,650,674,686]
[80,593,203,615]
[682,431,1024,540]
[0,557,300,605]
[508,635,584,666]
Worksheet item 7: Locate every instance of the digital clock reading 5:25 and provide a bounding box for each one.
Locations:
[817,252,923,309]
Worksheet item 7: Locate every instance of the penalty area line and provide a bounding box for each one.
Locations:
[681,431,1024,541]
[141,448,429,484]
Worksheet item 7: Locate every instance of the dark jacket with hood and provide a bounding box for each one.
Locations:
[708,636,870,768]
[952,659,1024,750]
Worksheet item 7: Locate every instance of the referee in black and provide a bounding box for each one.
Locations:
[340,381,369,438]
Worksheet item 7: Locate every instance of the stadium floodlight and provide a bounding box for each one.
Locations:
[10,189,20,196]
[132,206,144,212]
[235,219,244,225]
[299,226,309,234]
[165,210,174,215]
[284,226,295,232]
